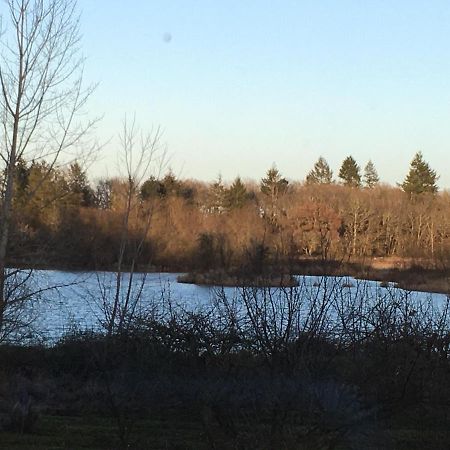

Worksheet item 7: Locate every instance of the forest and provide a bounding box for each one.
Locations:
[7,152,449,282]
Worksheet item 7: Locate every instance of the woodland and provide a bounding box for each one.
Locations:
[7,153,449,282]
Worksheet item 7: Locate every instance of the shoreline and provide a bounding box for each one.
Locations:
[6,257,450,295]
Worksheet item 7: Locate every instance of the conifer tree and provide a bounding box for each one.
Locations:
[363,160,379,188]
[207,175,226,213]
[260,166,289,198]
[260,166,288,226]
[401,152,438,195]
[140,176,164,200]
[67,162,94,206]
[160,171,180,196]
[225,177,248,209]
[306,157,333,184]
[338,156,361,187]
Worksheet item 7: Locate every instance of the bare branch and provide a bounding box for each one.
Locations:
[0,0,98,339]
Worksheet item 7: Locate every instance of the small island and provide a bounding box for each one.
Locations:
[177,270,298,287]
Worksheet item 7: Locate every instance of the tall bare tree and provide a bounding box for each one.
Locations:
[99,117,164,336]
[0,0,96,337]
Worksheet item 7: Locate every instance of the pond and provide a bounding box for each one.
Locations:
[4,269,449,343]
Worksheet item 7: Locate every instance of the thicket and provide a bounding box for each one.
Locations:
[1,280,449,448]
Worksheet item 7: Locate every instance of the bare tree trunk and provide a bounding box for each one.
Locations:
[0,0,26,331]
[0,146,17,330]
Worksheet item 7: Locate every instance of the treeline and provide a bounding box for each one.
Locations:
[6,153,449,271]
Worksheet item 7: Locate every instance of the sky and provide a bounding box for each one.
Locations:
[76,0,450,188]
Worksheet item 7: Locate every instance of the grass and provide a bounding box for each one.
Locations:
[3,414,450,450]
[0,414,207,450]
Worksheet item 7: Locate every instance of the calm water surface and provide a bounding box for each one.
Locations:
[23,270,448,341]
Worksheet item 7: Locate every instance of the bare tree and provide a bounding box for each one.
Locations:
[98,116,164,336]
[85,117,165,447]
[0,0,97,336]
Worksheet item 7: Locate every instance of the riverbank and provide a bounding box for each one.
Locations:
[290,257,450,295]
[178,258,450,294]
[7,256,450,294]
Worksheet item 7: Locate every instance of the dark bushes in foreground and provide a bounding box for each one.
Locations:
[1,282,450,449]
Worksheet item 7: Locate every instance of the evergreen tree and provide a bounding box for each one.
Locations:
[1,157,29,203]
[67,162,94,206]
[306,157,333,184]
[260,166,288,226]
[140,176,165,200]
[338,156,361,187]
[12,157,30,205]
[141,172,194,202]
[15,158,30,192]
[207,175,226,213]
[363,160,379,188]
[225,177,248,209]
[160,171,180,197]
[401,152,438,195]
[24,162,72,228]
[260,166,289,198]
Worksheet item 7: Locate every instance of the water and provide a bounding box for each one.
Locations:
[33,271,226,341]
[4,269,449,342]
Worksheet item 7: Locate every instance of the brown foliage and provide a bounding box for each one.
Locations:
[7,173,450,271]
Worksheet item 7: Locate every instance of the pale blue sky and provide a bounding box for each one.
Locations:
[78,0,450,187]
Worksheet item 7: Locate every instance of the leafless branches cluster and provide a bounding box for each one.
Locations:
[0,0,97,336]
[79,277,450,447]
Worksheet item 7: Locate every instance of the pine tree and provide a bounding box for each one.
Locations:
[67,162,94,206]
[207,175,226,213]
[225,177,248,209]
[161,171,181,196]
[13,157,30,204]
[140,176,164,200]
[25,161,72,228]
[260,166,289,198]
[260,166,288,226]
[401,152,438,195]
[338,156,361,187]
[363,160,379,188]
[306,157,333,184]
